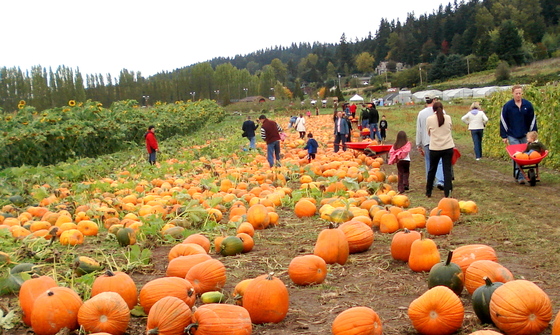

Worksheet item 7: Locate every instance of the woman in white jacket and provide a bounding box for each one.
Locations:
[294,114,306,139]
[461,102,488,160]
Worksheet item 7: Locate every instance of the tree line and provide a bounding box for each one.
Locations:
[1,0,558,112]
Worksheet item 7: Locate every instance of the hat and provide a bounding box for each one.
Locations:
[424,93,436,101]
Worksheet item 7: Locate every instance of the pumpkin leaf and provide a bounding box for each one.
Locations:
[130,305,148,317]
[0,309,17,330]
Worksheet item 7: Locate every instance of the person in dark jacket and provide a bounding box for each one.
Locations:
[241,116,259,150]
[303,133,319,163]
[500,85,537,184]
[259,114,283,167]
[367,102,382,142]
[333,111,350,152]
[144,125,158,165]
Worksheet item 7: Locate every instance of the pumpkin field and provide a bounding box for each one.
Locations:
[1,99,560,335]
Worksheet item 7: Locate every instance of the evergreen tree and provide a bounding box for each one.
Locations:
[495,20,524,65]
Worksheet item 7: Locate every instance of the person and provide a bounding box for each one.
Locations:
[359,105,370,138]
[288,115,298,129]
[343,103,351,117]
[461,102,488,161]
[259,114,283,167]
[315,106,320,116]
[524,131,547,154]
[303,132,319,163]
[426,101,455,198]
[367,102,382,142]
[333,111,350,152]
[379,115,388,141]
[388,131,411,193]
[241,116,259,150]
[346,114,353,143]
[294,114,306,139]
[500,85,537,184]
[416,93,445,190]
[144,125,158,165]
[350,103,357,118]
[306,110,312,118]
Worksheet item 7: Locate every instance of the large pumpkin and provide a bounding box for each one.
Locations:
[242,272,289,324]
[185,303,252,334]
[332,306,382,335]
[390,228,421,262]
[146,296,192,335]
[313,225,349,265]
[427,250,464,295]
[426,213,454,236]
[489,280,552,335]
[408,236,440,272]
[168,243,207,261]
[246,204,270,230]
[288,255,327,286]
[30,287,83,335]
[338,220,374,253]
[77,291,130,335]
[408,286,464,335]
[185,258,227,294]
[431,197,461,222]
[165,254,212,278]
[18,276,58,326]
[139,277,196,313]
[468,331,503,335]
[183,233,211,253]
[552,309,560,335]
[464,260,514,294]
[294,199,317,218]
[91,270,138,310]
[451,244,497,274]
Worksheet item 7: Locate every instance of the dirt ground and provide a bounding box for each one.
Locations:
[4,141,560,335]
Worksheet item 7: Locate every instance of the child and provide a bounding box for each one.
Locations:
[388,131,411,193]
[303,132,319,163]
[524,131,547,154]
[379,115,388,141]
[306,110,311,118]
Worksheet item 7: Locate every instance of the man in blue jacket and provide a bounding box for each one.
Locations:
[242,116,259,150]
[500,85,537,184]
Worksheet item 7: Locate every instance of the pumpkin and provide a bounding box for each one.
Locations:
[168,243,207,261]
[451,244,497,274]
[232,279,254,306]
[166,254,212,278]
[139,277,196,313]
[489,280,552,335]
[220,236,244,256]
[338,220,374,253]
[408,236,440,272]
[243,272,289,324]
[464,260,514,294]
[236,233,254,253]
[426,212,454,235]
[185,259,227,294]
[294,199,317,217]
[30,287,83,335]
[77,291,130,335]
[74,256,103,276]
[146,296,192,335]
[332,306,382,335]
[19,276,58,326]
[468,331,503,335]
[427,250,464,295]
[431,197,461,222]
[236,222,255,237]
[288,255,327,286]
[313,225,349,265]
[472,277,504,325]
[459,200,478,214]
[116,227,136,246]
[391,194,410,208]
[183,233,211,253]
[76,220,99,236]
[246,204,270,229]
[390,228,421,262]
[91,270,138,310]
[379,212,399,233]
[185,303,252,334]
[59,228,84,245]
[328,208,354,223]
[552,309,560,335]
[408,286,464,335]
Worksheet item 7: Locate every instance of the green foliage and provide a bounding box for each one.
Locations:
[495,61,511,82]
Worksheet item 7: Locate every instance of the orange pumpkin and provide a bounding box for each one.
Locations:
[451,244,497,275]
[242,273,289,324]
[91,270,138,310]
[168,243,207,261]
[146,296,192,335]
[431,198,461,222]
[139,277,196,313]
[183,233,211,253]
[408,286,464,335]
[468,331,503,335]
[59,229,84,245]
[246,204,270,230]
[294,199,317,218]
[236,222,255,237]
[379,212,399,233]
[77,292,130,335]
[464,260,514,294]
[232,279,254,306]
[338,220,374,253]
[332,306,382,335]
[30,287,83,335]
[186,303,252,334]
[426,213,454,235]
[185,259,227,294]
[236,232,255,253]
[408,236,441,272]
[166,254,212,278]
[552,309,560,335]
[288,255,327,286]
[390,228,422,262]
[19,276,58,326]
[490,280,552,335]
[76,220,99,236]
[313,225,349,265]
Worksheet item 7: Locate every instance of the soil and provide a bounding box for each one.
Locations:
[3,141,560,335]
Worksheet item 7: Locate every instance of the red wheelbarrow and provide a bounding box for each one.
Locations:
[506,144,549,186]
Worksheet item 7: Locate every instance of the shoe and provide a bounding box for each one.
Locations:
[425,192,432,198]
[476,158,480,161]
[436,184,444,190]
[404,186,409,191]
[517,179,526,185]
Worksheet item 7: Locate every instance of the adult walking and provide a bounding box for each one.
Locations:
[259,114,283,167]
[461,102,488,160]
[416,94,444,189]
[294,113,306,139]
[426,102,455,198]
[333,111,350,152]
[360,105,370,138]
[367,102,382,142]
[144,125,158,165]
[500,85,537,184]
[241,116,259,150]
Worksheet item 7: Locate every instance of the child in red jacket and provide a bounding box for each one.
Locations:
[145,125,158,165]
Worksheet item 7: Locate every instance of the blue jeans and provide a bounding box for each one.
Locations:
[471,129,483,159]
[248,136,256,149]
[424,145,444,186]
[334,133,347,152]
[508,135,527,180]
[266,140,281,167]
[148,152,157,165]
[369,123,382,141]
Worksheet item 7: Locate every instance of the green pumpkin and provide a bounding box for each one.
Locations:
[220,236,244,256]
[10,263,36,275]
[162,226,185,240]
[116,227,137,247]
[472,277,503,324]
[74,256,103,276]
[200,291,226,304]
[427,250,464,295]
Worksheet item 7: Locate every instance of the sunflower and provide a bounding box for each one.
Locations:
[19,100,26,105]
[68,100,76,106]
[18,104,25,110]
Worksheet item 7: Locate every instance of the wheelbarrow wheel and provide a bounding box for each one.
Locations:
[528,168,537,186]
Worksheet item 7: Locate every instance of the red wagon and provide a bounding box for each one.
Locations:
[346,142,393,159]
[506,143,549,186]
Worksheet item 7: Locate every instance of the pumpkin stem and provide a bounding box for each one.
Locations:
[105,270,115,277]
[267,272,275,280]
[445,250,453,265]
[403,228,410,234]
[184,323,198,334]
[188,288,195,297]
[47,290,54,296]
[483,276,493,286]
[147,327,160,335]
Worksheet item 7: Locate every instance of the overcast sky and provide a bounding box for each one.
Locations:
[2,0,448,78]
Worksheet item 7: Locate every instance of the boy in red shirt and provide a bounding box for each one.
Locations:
[145,125,158,165]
